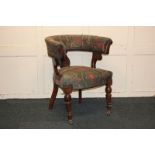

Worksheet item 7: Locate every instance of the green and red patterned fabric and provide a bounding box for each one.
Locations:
[54,66,112,90]
[45,35,112,58]
[45,35,113,90]
[46,35,112,52]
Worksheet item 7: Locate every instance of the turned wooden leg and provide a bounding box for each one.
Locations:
[78,89,82,104]
[63,86,73,124]
[49,83,58,110]
[105,79,112,116]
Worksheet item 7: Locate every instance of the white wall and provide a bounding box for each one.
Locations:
[0,26,155,99]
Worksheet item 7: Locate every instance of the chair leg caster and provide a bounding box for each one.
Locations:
[68,119,73,125]
[107,109,112,116]
[49,99,55,110]
[48,101,53,110]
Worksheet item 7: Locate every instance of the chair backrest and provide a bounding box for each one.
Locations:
[45,35,113,76]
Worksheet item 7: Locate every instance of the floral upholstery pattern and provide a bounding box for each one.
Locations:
[45,35,113,66]
[45,35,113,90]
[54,66,112,90]
[46,35,112,52]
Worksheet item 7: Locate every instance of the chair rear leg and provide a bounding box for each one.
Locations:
[78,89,82,104]
[105,79,112,115]
[49,84,58,110]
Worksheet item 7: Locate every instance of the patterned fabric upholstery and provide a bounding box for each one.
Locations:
[46,35,112,53]
[45,35,113,90]
[54,66,112,90]
[45,35,113,66]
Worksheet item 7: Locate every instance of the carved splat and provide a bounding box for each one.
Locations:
[91,52,102,68]
[61,54,70,68]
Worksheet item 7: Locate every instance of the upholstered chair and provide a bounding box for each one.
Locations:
[45,35,113,124]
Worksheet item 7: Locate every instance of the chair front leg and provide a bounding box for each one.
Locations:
[63,86,73,124]
[105,79,112,115]
[49,83,58,109]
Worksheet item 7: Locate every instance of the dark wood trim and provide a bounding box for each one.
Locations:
[78,89,82,104]
[63,86,73,124]
[91,52,102,68]
[61,54,70,67]
[49,84,58,109]
[105,79,112,115]
[104,39,113,54]
[52,58,61,78]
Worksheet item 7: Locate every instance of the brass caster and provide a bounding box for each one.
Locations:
[107,110,112,116]
[68,120,73,125]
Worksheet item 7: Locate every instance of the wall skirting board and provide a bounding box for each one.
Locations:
[0,92,155,99]
[0,27,155,99]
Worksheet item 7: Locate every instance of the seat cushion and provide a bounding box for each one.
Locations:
[54,66,112,90]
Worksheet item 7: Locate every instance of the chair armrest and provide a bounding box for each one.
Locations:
[104,39,113,54]
[45,38,65,57]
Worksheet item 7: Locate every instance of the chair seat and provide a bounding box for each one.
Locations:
[54,66,112,90]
